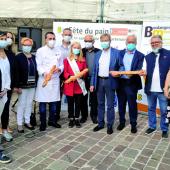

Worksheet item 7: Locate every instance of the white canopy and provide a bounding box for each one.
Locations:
[0,0,170,28]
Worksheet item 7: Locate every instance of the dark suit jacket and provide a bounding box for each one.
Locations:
[91,47,123,90]
[119,49,144,91]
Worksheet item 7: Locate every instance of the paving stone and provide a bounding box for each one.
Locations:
[158,163,170,170]
[122,148,139,159]
[74,144,89,153]
[150,153,162,161]
[28,148,44,157]
[162,157,170,165]
[114,145,127,152]
[88,158,101,167]
[73,158,87,167]
[147,159,159,167]
[82,138,98,147]
[61,150,82,163]
[17,155,32,164]
[99,149,109,155]
[89,145,102,153]
[141,149,153,157]
[47,160,69,170]
[66,166,79,170]
[143,166,156,170]
[136,155,149,164]
[20,161,36,170]
[129,142,145,150]
[116,156,134,167]
[95,163,109,170]
[59,145,73,153]
[81,151,96,160]
[30,163,48,170]
[132,162,145,170]
[108,163,128,170]
[50,151,64,160]
[75,136,87,142]
[102,156,116,166]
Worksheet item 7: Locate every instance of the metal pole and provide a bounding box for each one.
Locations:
[100,0,104,23]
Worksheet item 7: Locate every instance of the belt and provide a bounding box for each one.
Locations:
[98,76,109,79]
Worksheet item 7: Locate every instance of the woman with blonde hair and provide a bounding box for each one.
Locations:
[63,41,87,128]
[14,37,38,133]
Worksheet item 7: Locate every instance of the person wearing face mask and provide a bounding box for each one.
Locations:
[0,32,15,141]
[0,31,12,163]
[56,28,73,121]
[140,35,170,138]
[90,34,123,135]
[115,34,144,134]
[63,41,87,128]
[14,37,38,133]
[35,32,63,131]
[80,35,100,124]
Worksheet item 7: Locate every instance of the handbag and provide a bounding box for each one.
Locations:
[30,101,37,126]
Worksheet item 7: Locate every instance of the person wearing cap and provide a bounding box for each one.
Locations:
[0,31,12,163]
[14,37,38,133]
[0,32,15,141]
[35,32,63,131]
[80,35,100,124]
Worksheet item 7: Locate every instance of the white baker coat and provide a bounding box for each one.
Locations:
[35,45,63,102]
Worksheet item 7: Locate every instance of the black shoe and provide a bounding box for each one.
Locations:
[131,126,137,134]
[18,129,24,133]
[93,125,104,132]
[92,118,98,124]
[68,119,75,128]
[145,128,156,135]
[39,126,46,131]
[24,123,35,130]
[162,131,168,138]
[75,119,81,128]
[0,153,12,164]
[107,127,113,135]
[80,118,87,123]
[48,122,61,128]
[117,123,125,131]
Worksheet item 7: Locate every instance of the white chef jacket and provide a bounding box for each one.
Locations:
[35,45,64,102]
[0,57,11,115]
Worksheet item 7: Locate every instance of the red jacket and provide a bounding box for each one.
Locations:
[63,58,87,96]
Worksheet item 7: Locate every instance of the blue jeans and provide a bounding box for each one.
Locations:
[147,92,168,131]
[39,102,58,127]
[97,78,115,128]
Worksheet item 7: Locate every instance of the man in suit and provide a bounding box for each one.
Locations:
[80,35,100,124]
[140,35,170,138]
[90,33,122,135]
[116,34,144,133]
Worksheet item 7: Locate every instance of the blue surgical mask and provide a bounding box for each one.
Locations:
[127,43,136,51]
[101,41,110,49]
[73,48,80,55]
[22,46,32,53]
[0,40,8,49]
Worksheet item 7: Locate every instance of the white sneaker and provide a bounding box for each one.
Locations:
[2,131,13,142]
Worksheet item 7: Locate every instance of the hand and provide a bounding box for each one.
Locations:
[139,70,147,76]
[110,71,120,77]
[14,88,22,94]
[70,76,77,82]
[90,86,94,92]
[0,89,7,97]
[126,74,133,78]
[164,88,170,99]
[54,67,61,73]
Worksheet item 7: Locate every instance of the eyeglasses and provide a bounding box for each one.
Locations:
[84,40,93,42]
[151,41,162,45]
[48,38,55,40]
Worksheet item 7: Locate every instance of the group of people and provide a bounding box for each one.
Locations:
[0,28,170,163]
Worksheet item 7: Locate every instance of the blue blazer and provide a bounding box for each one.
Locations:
[145,48,170,95]
[119,49,144,91]
[90,47,122,90]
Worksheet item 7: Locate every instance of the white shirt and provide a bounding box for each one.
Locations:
[98,48,110,77]
[142,54,162,92]
[0,57,11,91]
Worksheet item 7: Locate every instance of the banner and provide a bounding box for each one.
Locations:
[53,22,142,50]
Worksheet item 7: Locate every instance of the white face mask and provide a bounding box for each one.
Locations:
[63,36,72,42]
[47,40,56,48]
[152,48,160,54]
[6,38,13,45]
[85,42,93,49]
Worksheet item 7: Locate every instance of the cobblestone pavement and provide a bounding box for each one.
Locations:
[1,111,170,170]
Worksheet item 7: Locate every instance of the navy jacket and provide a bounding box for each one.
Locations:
[145,48,170,95]
[90,47,123,90]
[0,69,1,92]
[14,53,38,88]
[119,49,144,91]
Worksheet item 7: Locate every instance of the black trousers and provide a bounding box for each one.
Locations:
[80,77,98,121]
[67,94,83,119]
[117,79,138,127]
[1,90,12,129]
